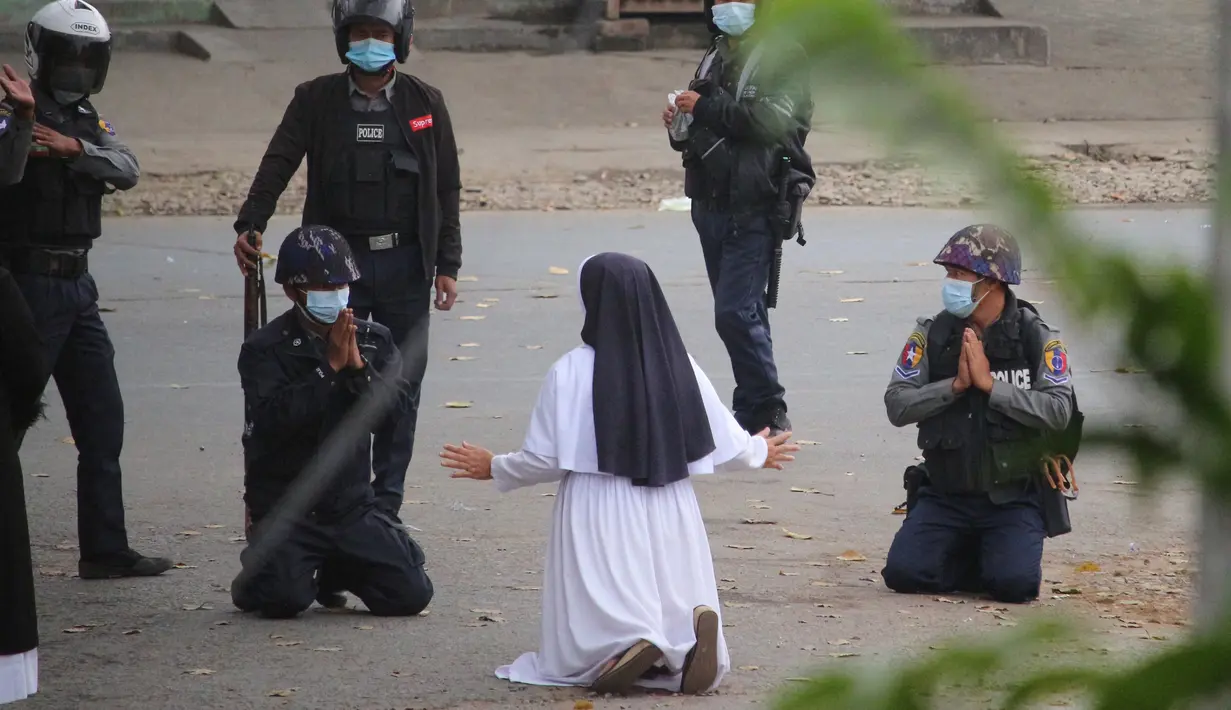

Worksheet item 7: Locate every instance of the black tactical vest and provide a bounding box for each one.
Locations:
[917,296,1047,494]
[322,105,420,238]
[0,96,108,249]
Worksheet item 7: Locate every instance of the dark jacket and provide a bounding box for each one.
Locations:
[0,266,46,655]
[671,36,815,212]
[238,309,408,520]
[234,71,463,280]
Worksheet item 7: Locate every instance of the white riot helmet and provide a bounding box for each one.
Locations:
[25,0,113,102]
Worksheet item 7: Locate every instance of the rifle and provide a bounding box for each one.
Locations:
[767,155,806,310]
[241,229,267,537]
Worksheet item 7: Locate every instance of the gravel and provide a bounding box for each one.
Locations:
[103,152,1214,218]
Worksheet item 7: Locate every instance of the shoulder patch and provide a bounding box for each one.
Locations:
[0,102,12,118]
[0,114,8,138]
[98,117,115,136]
[895,330,926,380]
[1042,339,1070,385]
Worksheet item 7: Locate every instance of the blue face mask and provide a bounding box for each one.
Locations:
[301,287,350,324]
[711,2,756,37]
[941,278,985,318]
[346,38,397,74]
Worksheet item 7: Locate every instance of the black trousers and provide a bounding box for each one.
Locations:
[14,271,130,561]
[346,239,431,517]
[231,505,433,619]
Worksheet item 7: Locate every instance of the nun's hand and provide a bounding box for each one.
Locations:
[757,429,800,470]
[441,441,494,480]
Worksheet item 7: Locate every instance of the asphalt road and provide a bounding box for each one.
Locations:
[18,207,1205,709]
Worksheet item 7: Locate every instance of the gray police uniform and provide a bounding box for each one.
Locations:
[0,100,34,186]
[880,293,1074,603]
[0,88,141,566]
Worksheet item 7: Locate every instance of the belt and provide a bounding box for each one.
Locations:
[0,248,89,278]
[349,232,407,252]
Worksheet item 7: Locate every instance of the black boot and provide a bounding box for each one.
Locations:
[79,549,173,580]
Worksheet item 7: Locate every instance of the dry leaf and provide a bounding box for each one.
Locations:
[934,597,965,604]
[829,652,860,658]
[313,646,343,652]
[779,571,799,577]
[726,544,755,550]
[229,536,246,543]
[815,270,844,275]
[443,401,472,409]
[460,315,486,321]
[53,542,78,551]
[811,581,836,587]
[846,351,869,356]
[548,266,570,275]
[470,608,502,615]
[475,303,492,308]
[31,473,50,478]
[123,629,141,635]
[275,641,301,647]
[828,639,851,646]
[449,356,476,362]
[179,530,202,536]
[742,518,777,525]
[184,669,215,676]
[829,318,849,323]
[204,524,224,529]
[907,261,929,266]
[837,550,868,562]
[738,665,760,671]
[783,528,813,540]
[1076,562,1102,573]
[268,689,296,697]
[796,440,820,446]
[1113,480,1139,486]
[525,344,544,350]
[750,504,771,509]
[418,610,430,617]
[212,621,230,627]
[459,342,480,347]
[63,626,90,634]
[458,275,479,282]
[532,293,559,299]
[1052,587,1082,595]
[839,298,865,303]
[482,297,500,303]
[541,492,556,497]
[508,585,541,591]
[60,436,75,445]
[477,614,506,623]
[182,602,214,611]
[574,701,595,710]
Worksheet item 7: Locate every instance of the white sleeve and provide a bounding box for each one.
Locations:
[491,450,568,493]
[521,364,559,459]
[715,435,769,472]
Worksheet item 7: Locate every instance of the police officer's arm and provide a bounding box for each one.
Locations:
[238,341,338,437]
[68,120,140,190]
[0,102,33,186]
[235,83,311,235]
[987,323,1074,432]
[884,318,962,427]
[431,94,463,280]
[689,42,810,145]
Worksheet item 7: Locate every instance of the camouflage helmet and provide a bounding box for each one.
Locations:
[274,225,361,287]
[933,224,1022,286]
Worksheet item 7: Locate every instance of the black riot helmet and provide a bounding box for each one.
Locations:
[702,0,718,36]
[332,0,415,64]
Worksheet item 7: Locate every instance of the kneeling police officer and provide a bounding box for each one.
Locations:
[0,0,170,579]
[880,225,1077,604]
[232,0,463,523]
[232,226,433,619]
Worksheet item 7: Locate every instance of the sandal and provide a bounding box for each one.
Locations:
[591,639,663,695]
[680,605,720,694]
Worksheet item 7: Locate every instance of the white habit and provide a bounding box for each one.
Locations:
[0,650,37,705]
[491,345,768,692]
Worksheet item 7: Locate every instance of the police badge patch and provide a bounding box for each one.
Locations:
[1042,339,1070,385]
[895,331,925,380]
[98,117,115,136]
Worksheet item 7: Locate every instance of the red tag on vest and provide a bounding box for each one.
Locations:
[409,114,434,132]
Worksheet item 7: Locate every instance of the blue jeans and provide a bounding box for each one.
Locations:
[691,203,785,423]
[881,485,1046,603]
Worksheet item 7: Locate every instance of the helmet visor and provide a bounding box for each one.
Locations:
[333,0,406,29]
[37,31,110,93]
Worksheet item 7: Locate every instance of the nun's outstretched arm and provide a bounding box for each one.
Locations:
[490,450,568,493]
[715,433,769,472]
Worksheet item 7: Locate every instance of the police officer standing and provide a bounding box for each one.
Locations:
[233,0,463,522]
[0,63,35,185]
[232,225,433,619]
[880,225,1076,604]
[664,0,814,436]
[0,0,171,580]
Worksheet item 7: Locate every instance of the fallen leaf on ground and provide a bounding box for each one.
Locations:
[796,440,820,446]
[184,669,215,676]
[750,504,771,509]
[811,581,836,587]
[228,536,246,543]
[460,315,486,321]
[470,608,502,615]
[178,530,202,536]
[39,568,65,577]
[840,298,865,303]
[541,492,556,497]
[418,610,430,616]
[63,626,91,634]
[847,351,869,356]
[837,550,868,562]
[726,544,755,550]
[477,614,506,623]
[60,436,75,445]
[459,343,480,348]
[907,261,929,266]
[532,293,559,299]
[31,473,50,478]
[738,665,760,671]
[275,641,301,647]
[182,602,214,611]
[548,266,570,275]
[742,518,776,525]
[482,298,500,303]
[1052,587,1082,595]
[1113,480,1139,485]
[123,629,141,635]
[524,344,544,350]
[212,621,230,627]
[818,613,842,619]
[475,303,492,308]
[829,318,849,323]
[779,571,799,577]
[828,639,851,646]
[574,701,595,710]
[449,356,476,361]
[53,542,78,551]
[268,689,296,697]
[443,401,472,408]
[783,528,813,540]
[929,644,948,650]
[203,524,224,529]
[1076,562,1102,573]
[312,647,343,652]
[934,597,965,604]
[829,652,860,658]
[508,586,541,591]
